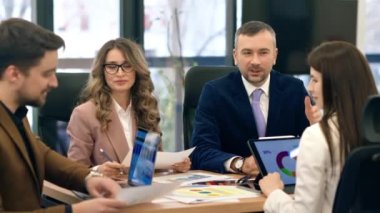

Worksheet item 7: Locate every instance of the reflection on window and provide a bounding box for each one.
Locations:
[365,0,380,54]
[144,0,227,151]
[53,0,120,58]
[144,0,226,57]
[0,0,32,21]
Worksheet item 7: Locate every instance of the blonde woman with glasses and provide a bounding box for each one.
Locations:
[67,38,190,177]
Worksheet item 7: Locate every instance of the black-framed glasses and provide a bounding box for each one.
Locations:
[103,63,133,75]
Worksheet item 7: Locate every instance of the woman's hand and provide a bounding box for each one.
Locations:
[172,157,191,173]
[97,162,127,177]
[259,172,284,197]
[305,96,322,125]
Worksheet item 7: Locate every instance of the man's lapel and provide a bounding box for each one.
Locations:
[0,105,40,189]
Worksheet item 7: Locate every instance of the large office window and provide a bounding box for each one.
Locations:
[144,0,231,151]
[0,0,32,21]
[1,0,240,151]
[363,0,380,91]
[144,1,226,57]
[53,0,120,59]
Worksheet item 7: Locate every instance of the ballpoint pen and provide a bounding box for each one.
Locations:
[99,148,126,175]
[99,148,113,161]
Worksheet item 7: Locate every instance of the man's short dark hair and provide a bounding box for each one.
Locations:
[234,20,276,48]
[0,18,65,76]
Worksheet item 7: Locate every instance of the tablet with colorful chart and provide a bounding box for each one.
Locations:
[247,136,300,193]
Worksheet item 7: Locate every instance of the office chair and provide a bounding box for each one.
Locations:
[38,72,88,156]
[183,66,238,149]
[333,95,380,213]
[362,95,380,144]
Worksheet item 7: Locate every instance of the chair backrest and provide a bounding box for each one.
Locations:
[183,66,238,149]
[38,72,88,155]
[362,95,380,144]
[332,146,380,213]
[333,95,380,213]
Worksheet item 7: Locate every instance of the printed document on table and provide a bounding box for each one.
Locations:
[116,182,180,206]
[166,185,260,204]
[122,147,195,169]
[154,171,230,186]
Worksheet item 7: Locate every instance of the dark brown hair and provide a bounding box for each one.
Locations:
[234,20,276,47]
[0,18,64,76]
[308,41,378,165]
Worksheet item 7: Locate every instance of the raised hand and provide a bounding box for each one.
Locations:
[304,96,322,125]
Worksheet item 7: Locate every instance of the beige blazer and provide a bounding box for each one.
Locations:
[67,100,137,166]
[0,104,89,212]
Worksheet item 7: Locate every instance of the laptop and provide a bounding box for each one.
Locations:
[247,136,300,194]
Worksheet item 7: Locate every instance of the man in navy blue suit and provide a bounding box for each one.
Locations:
[191,21,319,174]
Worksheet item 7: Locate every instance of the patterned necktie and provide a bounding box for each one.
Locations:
[252,89,266,137]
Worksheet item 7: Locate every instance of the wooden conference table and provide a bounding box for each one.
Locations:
[43,171,266,213]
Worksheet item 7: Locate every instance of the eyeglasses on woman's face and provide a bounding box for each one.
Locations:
[103,62,133,75]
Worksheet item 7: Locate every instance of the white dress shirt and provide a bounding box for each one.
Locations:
[113,98,133,165]
[224,74,271,172]
[241,74,270,123]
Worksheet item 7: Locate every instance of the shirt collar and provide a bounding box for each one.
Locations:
[0,101,28,125]
[241,73,270,97]
[112,97,132,114]
[0,101,28,120]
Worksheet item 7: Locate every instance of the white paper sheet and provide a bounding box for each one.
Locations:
[122,147,195,169]
[116,182,180,206]
[155,147,195,169]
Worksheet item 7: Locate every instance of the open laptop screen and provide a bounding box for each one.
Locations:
[247,137,300,186]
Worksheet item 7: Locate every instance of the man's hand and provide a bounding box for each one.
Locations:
[305,96,322,125]
[259,172,284,197]
[242,156,259,175]
[85,176,121,198]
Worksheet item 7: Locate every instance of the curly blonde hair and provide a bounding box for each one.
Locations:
[80,38,160,133]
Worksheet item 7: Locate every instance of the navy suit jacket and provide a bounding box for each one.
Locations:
[190,70,309,173]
